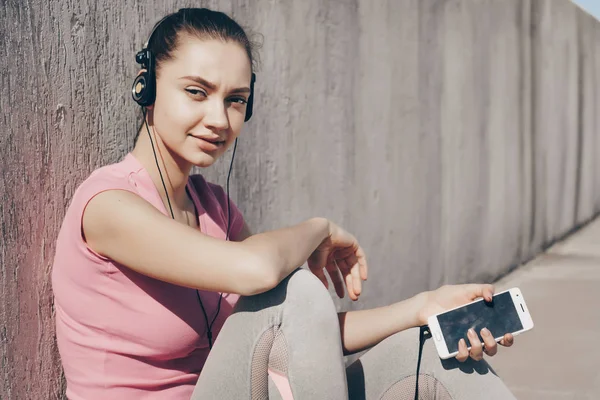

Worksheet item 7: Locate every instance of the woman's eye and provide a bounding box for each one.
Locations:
[185,88,207,97]
[229,97,248,105]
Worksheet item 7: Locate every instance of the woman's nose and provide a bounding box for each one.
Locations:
[203,99,229,131]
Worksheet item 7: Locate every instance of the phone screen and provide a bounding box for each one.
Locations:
[437,291,523,353]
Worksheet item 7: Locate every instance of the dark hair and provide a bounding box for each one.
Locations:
[134,8,260,142]
[148,8,259,75]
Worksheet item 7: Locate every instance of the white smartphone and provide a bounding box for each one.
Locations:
[427,287,534,359]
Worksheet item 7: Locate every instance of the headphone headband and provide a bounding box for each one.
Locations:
[143,14,171,51]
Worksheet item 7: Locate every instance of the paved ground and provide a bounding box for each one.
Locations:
[490,217,600,399]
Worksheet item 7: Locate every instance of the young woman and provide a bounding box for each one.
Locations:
[52,8,516,400]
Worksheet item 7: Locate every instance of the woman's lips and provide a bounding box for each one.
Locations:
[190,135,225,151]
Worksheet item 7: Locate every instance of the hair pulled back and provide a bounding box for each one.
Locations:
[147,8,258,75]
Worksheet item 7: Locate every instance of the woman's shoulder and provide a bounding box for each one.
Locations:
[80,163,129,188]
[69,155,141,211]
[54,156,141,266]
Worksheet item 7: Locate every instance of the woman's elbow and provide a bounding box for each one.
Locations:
[236,253,280,296]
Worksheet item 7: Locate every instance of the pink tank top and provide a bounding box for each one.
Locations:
[52,153,245,399]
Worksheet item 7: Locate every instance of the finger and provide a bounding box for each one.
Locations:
[499,333,514,347]
[337,253,356,275]
[344,267,357,301]
[336,257,357,300]
[341,252,367,292]
[333,246,367,282]
[335,245,367,280]
[326,258,345,298]
[350,261,362,297]
[481,328,498,357]
[308,249,329,272]
[463,283,495,302]
[356,245,368,281]
[334,245,357,258]
[483,285,495,302]
[467,328,484,361]
[332,246,356,258]
[456,339,469,362]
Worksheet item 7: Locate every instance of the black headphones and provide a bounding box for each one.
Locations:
[131,11,256,122]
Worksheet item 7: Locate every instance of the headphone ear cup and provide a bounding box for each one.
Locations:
[244,93,253,122]
[244,73,256,122]
[132,71,155,107]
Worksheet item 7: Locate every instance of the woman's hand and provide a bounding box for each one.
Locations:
[307,221,368,301]
[415,284,515,362]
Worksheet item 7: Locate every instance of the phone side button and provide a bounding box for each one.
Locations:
[434,332,442,341]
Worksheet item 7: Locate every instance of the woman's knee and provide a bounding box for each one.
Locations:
[285,268,331,297]
[281,268,338,318]
[235,268,337,320]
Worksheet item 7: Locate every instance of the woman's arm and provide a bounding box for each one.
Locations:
[338,285,515,361]
[84,190,330,296]
[337,296,422,355]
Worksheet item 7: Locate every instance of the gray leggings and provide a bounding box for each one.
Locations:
[191,269,517,400]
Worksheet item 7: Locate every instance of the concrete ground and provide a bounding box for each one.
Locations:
[490,217,600,399]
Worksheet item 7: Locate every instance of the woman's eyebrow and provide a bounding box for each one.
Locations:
[179,75,250,94]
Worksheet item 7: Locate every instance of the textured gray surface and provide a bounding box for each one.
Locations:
[492,217,600,399]
[1,0,599,398]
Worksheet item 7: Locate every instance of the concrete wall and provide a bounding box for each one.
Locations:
[1,0,599,398]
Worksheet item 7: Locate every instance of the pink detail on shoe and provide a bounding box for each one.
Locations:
[268,367,294,400]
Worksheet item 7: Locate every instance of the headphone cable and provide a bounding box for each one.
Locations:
[143,109,175,219]
[142,109,236,350]
[225,138,238,240]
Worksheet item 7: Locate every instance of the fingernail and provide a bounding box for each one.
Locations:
[482,328,490,336]
[468,328,475,335]
[459,339,465,346]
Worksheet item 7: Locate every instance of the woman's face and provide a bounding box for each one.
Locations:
[151,36,252,167]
